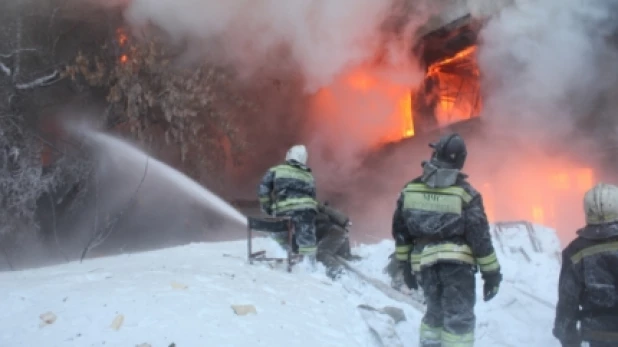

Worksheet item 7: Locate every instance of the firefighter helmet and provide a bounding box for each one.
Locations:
[429,133,467,170]
[584,182,618,225]
[285,144,308,165]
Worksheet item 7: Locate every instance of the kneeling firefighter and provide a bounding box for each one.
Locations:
[553,183,618,347]
[315,202,360,279]
[258,145,318,261]
[391,133,502,347]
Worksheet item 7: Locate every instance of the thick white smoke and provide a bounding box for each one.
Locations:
[112,0,439,200]
[82,0,618,243]
[478,0,618,140]
[121,0,426,92]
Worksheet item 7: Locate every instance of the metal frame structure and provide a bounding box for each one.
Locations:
[246,216,301,272]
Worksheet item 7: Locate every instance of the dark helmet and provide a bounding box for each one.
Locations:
[429,133,467,170]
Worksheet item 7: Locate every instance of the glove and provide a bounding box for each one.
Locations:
[482,272,502,302]
[402,261,418,290]
[559,331,582,347]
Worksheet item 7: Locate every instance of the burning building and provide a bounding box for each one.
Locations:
[348,1,615,243]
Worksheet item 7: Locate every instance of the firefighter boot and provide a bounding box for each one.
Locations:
[420,322,442,347]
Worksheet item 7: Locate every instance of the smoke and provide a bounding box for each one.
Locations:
[317,0,618,244]
[468,0,618,241]
[478,0,618,141]
[81,0,618,245]
[107,0,441,196]
[121,0,425,92]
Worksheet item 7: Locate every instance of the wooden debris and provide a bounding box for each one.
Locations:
[231,304,257,316]
[171,281,188,290]
[357,304,407,324]
[39,311,57,326]
[111,314,124,331]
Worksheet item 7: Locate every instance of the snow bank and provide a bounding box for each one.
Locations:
[0,238,373,347]
[0,223,563,347]
[354,222,562,347]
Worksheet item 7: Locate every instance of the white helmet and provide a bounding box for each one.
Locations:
[584,183,618,225]
[285,144,308,165]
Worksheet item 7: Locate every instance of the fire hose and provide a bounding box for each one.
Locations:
[335,256,426,312]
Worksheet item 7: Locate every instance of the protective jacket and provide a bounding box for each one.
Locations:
[258,160,317,216]
[553,222,618,346]
[391,160,500,275]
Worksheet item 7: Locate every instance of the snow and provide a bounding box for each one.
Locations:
[0,223,563,347]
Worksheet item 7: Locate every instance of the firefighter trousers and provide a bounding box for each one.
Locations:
[419,263,476,347]
[316,225,348,279]
[272,210,317,253]
[588,341,616,347]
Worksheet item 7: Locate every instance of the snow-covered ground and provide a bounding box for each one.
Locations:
[0,223,562,347]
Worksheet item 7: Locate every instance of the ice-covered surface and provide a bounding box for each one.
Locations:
[0,223,562,347]
[354,222,562,347]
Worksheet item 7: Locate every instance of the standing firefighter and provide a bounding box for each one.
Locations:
[553,183,618,347]
[258,144,318,261]
[392,133,502,347]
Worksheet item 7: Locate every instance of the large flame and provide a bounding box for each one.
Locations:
[478,164,594,228]
[311,42,596,240]
[426,46,481,128]
[310,66,415,153]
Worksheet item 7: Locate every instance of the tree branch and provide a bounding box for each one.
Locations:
[80,156,150,262]
[4,114,74,159]
[49,191,68,262]
[15,70,62,90]
[0,48,37,58]
[0,62,10,76]
[12,3,23,82]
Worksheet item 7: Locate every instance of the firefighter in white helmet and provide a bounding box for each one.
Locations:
[554,182,618,347]
[258,145,318,261]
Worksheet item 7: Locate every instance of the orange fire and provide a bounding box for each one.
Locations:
[116,28,128,47]
[478,163,595,231]
[311,67,415,150]
[116,28,130,64]
[311,46,479,148]
[311,43,595,238]
[423,46,481,128]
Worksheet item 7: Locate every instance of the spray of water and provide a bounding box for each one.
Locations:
[86,129,248,227]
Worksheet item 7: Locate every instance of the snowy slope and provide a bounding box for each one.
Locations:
[1,223,562,347]
[354,222,562,347]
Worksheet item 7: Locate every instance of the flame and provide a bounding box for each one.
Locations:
[116,28,128,47]
[424,46,481,128]
[116,28,130,64]
[310,67,415,149]
[479,164,595,229]
[532,206,545,224]
[309,42,596,240]
[315,45,480,143]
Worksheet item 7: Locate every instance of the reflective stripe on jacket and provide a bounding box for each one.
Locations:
[269,163,317,213]
[402,182,499,273]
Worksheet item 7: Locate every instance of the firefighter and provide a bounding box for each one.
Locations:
[258,144,318,261]
[553,182,618,347]
[315,202,357,279]
[392,133,502,347]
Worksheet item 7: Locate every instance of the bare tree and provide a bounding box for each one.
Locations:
[0,0,113,258]
[65,26,253,185]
